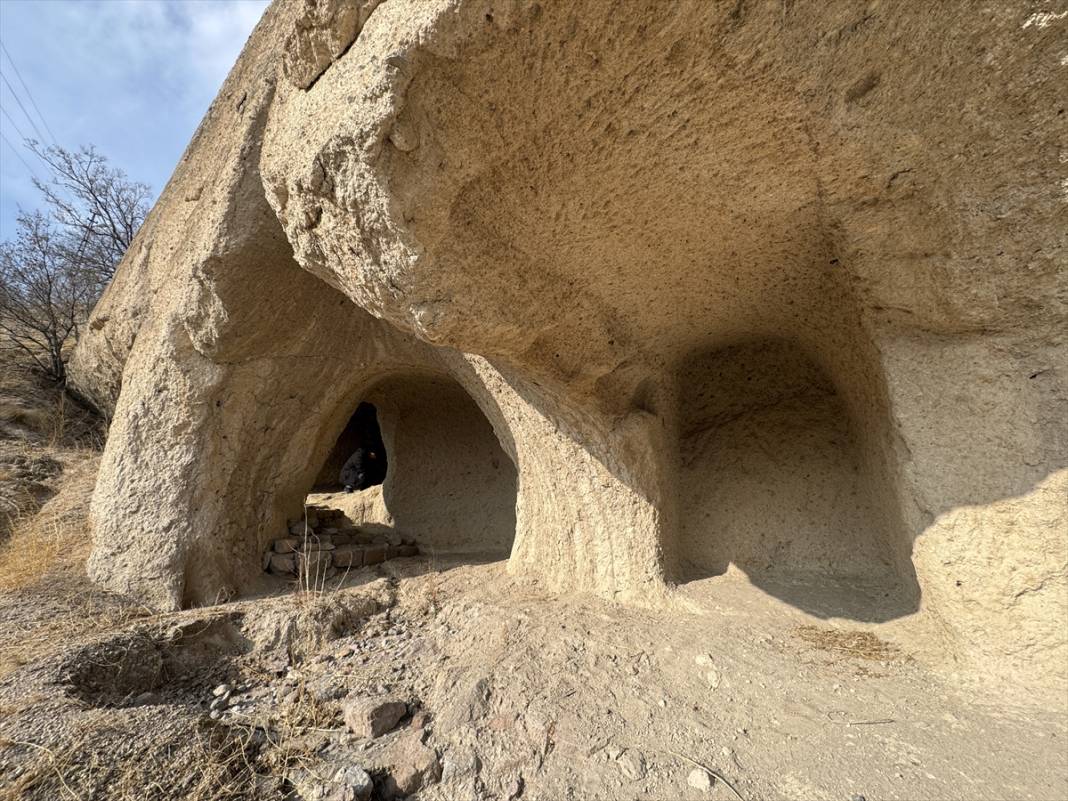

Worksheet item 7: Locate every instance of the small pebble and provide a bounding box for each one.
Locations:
[687,767,713,792]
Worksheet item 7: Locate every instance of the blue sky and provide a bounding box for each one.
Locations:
[0,0,269,240]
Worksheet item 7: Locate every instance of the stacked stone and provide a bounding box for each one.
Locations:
[264,505,418,579]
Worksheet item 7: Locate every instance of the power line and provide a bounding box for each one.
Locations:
[0,39,57,146]
[0,71,46,145]
[1,104,52,175]
[1,103,31,143]
[1,129,40,180]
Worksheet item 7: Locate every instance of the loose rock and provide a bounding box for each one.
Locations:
[618,750,646,780]
[363,545,387,565]
[330,764,374,801]
[333,546,364,568]
[132,691,159,706]
[687,767,714,792]
[269,553,297,575]
[343,695,408,739]
[376,730,442,799]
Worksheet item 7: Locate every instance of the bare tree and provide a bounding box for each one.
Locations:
[0,211,91,382]
[30,144,150,291]
[0,144,149,383]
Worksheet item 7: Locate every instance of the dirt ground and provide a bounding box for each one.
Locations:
[1,363,1066,801]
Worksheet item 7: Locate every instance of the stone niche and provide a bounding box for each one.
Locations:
[674,338,920,622]
[70,0,1066,690]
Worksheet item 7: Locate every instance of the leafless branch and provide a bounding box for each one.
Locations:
[2,144,149,383]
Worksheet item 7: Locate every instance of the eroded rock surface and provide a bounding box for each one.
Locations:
[69,0,1067,691]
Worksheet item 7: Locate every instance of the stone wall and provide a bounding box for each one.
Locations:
[264,504,418,583]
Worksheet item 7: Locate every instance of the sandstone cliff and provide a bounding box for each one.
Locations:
[70,0,1067,689]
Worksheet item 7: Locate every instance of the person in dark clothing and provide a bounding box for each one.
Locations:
[339,403,387,491]
[340,445,387,492]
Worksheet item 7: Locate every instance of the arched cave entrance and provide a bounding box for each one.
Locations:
[674,338,917,620]
[267,371,518,585]
[367,373,517,556]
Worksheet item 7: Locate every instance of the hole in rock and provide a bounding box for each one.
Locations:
[266,374,518,584]
[675,339,917,621]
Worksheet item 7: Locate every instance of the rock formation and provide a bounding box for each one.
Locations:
[70,0,1067,688]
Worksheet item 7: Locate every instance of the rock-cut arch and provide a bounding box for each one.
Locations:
[310,370,518,558]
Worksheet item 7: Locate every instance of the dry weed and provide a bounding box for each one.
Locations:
[794,624,901,662]
[294,502,354,601]
[0,714,268,801]
[0,512,89,593]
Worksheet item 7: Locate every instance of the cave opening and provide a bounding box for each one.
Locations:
[312,402,387,493]
[673,338,918,621]
[264,372,519,586]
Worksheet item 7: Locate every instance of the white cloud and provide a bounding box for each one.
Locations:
[184,1,269,80]
[0,0,269,238]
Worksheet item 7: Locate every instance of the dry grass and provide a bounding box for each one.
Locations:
[0,350,104,444]
[0,355,105,543]
[0,585,150,678]
[0,454,145,677]
[0,559,148,678]
[0,356,341,800]
[0,713,271,801]
[0,388,104,452]
[0,511,90,594]
[0,402,52,435]
[0,452,99,592]
[794,624,901,662]
[0,440,64,538]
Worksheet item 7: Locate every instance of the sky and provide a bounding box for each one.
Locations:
[0,0,269,240]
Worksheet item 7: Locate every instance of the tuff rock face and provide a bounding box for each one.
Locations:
[70,0,1066,689]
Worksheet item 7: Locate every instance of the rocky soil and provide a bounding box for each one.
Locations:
[2,536,1066,800]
